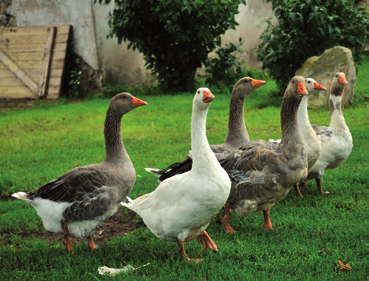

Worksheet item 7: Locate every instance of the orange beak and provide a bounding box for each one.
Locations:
[339,75,348,85]
[132,96,148,107]
[297,82,308,96]
[313,81,326,91]
[202,89,215,103]
[251,79,266,89]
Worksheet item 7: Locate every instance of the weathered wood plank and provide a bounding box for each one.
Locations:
[0,43,67,53]
[38,27,55,97]
[2,25,70,36]
[0,68,64,79]
[0,59,65,70]
[0,33,69,45]
[0,87,35,99]
[0,77,61,87]
[46,58,66,99]
[0,25,70,100]
[0,85,61,99]
[45,86,62,100]
[0,49,39,94]
[2,51,66,61]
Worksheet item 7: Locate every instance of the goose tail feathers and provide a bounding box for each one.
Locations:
[144,168,161,176]
[12,192,29,200]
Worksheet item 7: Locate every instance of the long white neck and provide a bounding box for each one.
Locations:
[329,95,349,136]
[297,96,313,133]
[191,102,221,172]
[297,96,320,169]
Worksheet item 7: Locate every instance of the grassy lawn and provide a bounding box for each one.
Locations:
[0,60,368,279]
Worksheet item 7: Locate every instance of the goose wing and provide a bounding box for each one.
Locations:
[27,166,112,203]
[221,140,282,203]
[148,144,233,182]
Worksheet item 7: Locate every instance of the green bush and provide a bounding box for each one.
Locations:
[205,38,245,89]
[257,0,369,95]
[95,0,246,92]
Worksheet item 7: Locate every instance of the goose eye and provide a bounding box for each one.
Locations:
[292,81,295,84]
[197,91,200,94]
[307,81,311,83]
[336,75,338,77]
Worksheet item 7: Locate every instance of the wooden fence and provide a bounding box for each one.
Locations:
[0,25,71,99]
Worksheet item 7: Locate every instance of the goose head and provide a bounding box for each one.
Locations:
[331,72,348,96]
[194,88,215,109]
[305,78,326,94]
[232,77,266,100]
[109,92,148,115]
[286,76,308,99]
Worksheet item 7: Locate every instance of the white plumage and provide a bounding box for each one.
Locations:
[122,88,231,259]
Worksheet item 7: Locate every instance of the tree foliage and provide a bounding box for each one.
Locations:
[205,37,245,89]
[96,0,246,92]
[257,0,369,95]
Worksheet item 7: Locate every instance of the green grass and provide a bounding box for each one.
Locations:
[0,59,368,279]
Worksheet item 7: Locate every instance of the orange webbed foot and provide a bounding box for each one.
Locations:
[197,231,218,252]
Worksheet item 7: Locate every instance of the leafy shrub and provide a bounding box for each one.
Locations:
[101,83,164,98]
[67,70,85,98]
[205,38,245,89]
[257,0,369,95]
[95,0,246,92]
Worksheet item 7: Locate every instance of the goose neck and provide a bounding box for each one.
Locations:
[329,94,348,133]
[297,96,312,131]
[280,95,303,146]
[103,108,126,163]
[224,93,249,147]
[191,104,218,171]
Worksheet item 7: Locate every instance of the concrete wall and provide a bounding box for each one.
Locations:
[10,0,274,88]
[92,1,154,86]
[93,0,274,86]
[12,0,99,70]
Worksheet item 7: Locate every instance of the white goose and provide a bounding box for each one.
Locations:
[122,88,231,260]
[308,72,353,194]
[145,77,266,182]
[12,93,147,252]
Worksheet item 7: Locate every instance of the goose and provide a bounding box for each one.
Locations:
[307,72,353,194]
[122,88,231,260]
[12,93,147,252]
[145,77,266,181]
[270,78,327,198]
[220,76,309,233]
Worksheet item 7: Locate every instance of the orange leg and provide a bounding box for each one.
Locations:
[197,230,218,252]
[221,201,236,233]
[263,209,274,230]
[61,221,73,253]
[316,178,330,194]
[87,234,97,250]
[177,239,190,261]
[294,183,303,198]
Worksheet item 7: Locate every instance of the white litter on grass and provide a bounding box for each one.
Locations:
[98,263,150,276]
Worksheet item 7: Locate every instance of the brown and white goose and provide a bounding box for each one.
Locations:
[220,76,309,233]
[146,77,266,181]
[122,88,231,260]
[307,72,353,194]
[12,93,147,252]
[270,78,327,198]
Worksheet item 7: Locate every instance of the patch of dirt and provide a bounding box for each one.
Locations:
[4,210,146,246]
